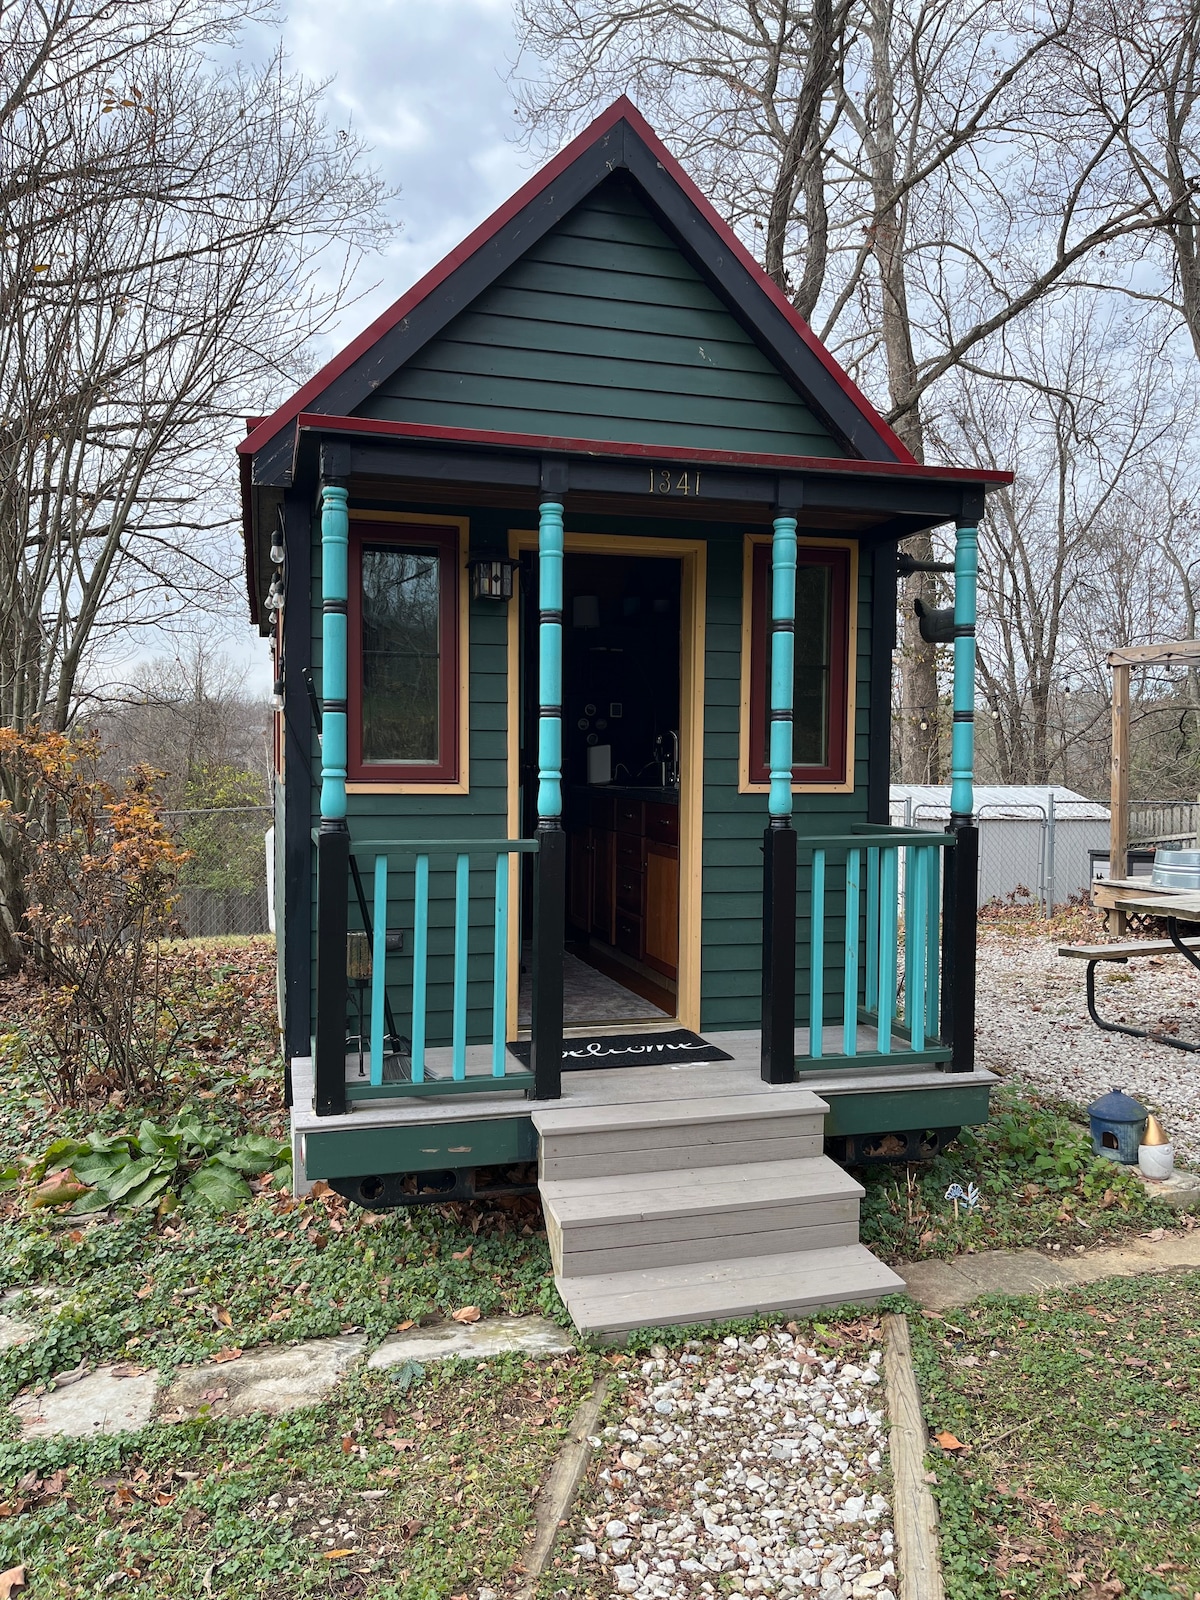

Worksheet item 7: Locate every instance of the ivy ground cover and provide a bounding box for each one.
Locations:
[912,1273,1200,1600]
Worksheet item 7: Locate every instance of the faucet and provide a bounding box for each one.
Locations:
[666,729,679,788]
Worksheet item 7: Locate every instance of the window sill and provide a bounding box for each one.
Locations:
[346,780,469,795]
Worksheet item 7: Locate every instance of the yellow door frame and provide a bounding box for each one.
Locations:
[505,528,708,1034]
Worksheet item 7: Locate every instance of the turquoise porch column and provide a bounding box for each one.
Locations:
[319,483,350,824]
[950,521,978,825]
[768,514,798,820]
[313,477,351,1116]
[536,500,565,823]
[529,497,566,1100]
[761,511,800,1083]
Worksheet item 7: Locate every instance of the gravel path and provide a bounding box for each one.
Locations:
[564,1329,894,1600]
[976,932,1200,1159]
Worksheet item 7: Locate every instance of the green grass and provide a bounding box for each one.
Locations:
[0,1351,598,1599]
[0,940,572,1597]
[857,1081,1180,1263]
[910,1274,1200,1600]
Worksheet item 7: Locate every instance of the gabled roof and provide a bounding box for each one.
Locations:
[239,97,915,478]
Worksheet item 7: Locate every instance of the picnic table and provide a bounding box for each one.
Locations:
[1060,889,1200,1051]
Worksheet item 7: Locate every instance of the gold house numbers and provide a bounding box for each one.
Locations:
[648,466,702,496]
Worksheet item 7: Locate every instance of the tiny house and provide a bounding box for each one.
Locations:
[240,99,1009,1333]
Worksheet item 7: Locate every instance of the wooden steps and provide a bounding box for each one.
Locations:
[532,1087,905,1336]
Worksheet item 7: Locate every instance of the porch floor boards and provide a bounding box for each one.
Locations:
[289,1039,997,1135]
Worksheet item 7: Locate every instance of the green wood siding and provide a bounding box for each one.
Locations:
[356,179,846,458]
[306,508,514,1049]
[698,534,872,1033]
[294,502,871,1046]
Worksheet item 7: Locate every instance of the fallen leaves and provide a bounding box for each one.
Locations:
[935,1431,967,1452]
[211,1348,242,1364]
[0,1566,25,1598]
[451,1305,480,1324]
[30,1170,89,1209]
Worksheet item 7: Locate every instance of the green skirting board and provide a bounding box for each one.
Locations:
[301,1082,992,1182]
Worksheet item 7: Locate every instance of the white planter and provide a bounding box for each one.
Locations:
[1138,1142,1175,1180]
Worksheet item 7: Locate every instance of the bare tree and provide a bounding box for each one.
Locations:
[512,0,1187,780]
[933,303,1191,786]
[0,0,394,966]
[91,635,271,807]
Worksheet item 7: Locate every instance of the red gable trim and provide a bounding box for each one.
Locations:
[239,97,913,466]
[293,413,1012,486]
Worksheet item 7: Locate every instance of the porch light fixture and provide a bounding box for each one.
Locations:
[468,554,517,601]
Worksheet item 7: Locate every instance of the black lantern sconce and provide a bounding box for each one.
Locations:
[468,554,518,602]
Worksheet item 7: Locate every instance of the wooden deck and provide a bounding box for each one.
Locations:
[288,1033,993,1335]
[290,1033,996,1138]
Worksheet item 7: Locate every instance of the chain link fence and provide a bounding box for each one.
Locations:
[164,806,273,938]
[890,792,1110,916]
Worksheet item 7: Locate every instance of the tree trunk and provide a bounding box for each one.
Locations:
[863,0,940,784]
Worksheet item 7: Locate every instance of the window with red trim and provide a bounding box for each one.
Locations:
[347,524,460,783]
[748,542,851,785]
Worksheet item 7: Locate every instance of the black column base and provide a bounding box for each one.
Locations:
[761,823,798,1084]
[314,825,350,1116]
[942,823,978,1073]
[529,824,565,1101]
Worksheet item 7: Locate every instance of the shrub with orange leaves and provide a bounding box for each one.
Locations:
[0,728,192,1103]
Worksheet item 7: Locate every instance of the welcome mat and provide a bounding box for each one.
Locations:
[506,1028,733,1072]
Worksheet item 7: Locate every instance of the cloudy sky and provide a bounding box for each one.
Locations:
[217,0,543,688]
[257,0,539,363]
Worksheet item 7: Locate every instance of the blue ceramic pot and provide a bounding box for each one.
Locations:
[1087,1088,1148,1164]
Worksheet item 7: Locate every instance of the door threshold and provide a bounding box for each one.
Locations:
[512,1016,683,1042]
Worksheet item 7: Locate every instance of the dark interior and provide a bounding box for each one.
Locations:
[521,551,682,1023]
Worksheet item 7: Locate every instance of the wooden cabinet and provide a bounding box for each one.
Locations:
[568,829,592,932]
[569,792,679,981]
[590,826,616,944]
[644,838,679,977]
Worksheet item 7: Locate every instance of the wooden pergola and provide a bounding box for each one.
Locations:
[1098,639,1200,933]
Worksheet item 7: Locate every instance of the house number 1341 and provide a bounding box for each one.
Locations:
[649,468,701,496]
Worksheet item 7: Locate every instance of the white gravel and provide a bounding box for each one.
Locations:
[976,931,1200,1160]
[564,1329,893,1600]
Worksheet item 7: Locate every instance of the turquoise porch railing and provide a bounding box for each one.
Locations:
[795,825,956,1070]
[343,838,539,1102]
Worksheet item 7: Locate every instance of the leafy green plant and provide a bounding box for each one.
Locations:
[30,1116,290,1214]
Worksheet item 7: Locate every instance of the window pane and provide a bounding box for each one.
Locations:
[360,545,441,764]
[763,562,831,769]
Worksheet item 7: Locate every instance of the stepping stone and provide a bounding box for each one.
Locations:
[1139,1169,1200,1212]
[160,1334,367,1420]
[0,1307,36,1351]
[12,1365,157,1438]
[0,1287,61,1350]
[368,1315,573,1369]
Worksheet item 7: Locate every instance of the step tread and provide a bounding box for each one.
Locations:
[530,1089,828,1138]
[557,1244,905,1333]
[541,1157,863,1226]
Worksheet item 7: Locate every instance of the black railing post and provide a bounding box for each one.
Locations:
[761,824,798,1083]
[944,823,978,1072]
[530,828,565,1100]
[314,827,350,1114]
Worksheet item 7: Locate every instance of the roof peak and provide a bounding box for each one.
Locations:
[239,97,914,470]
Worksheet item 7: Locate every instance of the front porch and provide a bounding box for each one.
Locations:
[290,1043,995,1335]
